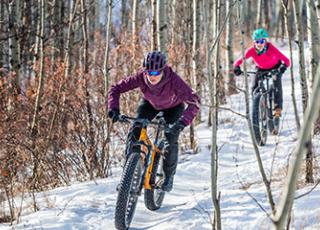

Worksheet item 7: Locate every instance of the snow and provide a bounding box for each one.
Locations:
[1,41,320,230]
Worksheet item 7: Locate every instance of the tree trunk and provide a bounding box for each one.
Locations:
[236,0,276,215]
[192,0,201,128]
[0,1,5,65]
[293,0,314,184]
[8,0,21,95]
[256,0,263,28]
[272,65,320,230]
[80,0,96,180]
[203,0,221,228]
[31,0,45,136]
[226,0,236,95]
[151,0,157,50]
[132,0,139,43]
[121,0,128,31]
[157,0,167,54]
[103,0,113,176]
[171,0,177,45]
[306,0,320,135]
[281,0,301,131]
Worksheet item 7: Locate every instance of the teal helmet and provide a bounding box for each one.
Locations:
[252,28,268,40]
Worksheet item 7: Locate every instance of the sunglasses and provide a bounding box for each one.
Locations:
[255,39,266,44]
[146,70,162,76]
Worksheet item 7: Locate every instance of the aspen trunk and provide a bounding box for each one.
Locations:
[8,0,21,95]
[171,0,177,45]
[191,0,201,142]
[31,0,45,136]
[306,0,320,135]
[272,65,320,230]
[151,0,157,50]
[236,0,276,214]
[256,0,263,27]
[203,0,221,228]
[103,0,113,176]
[293,0,314,184]
[121,0,128,31]
[281,0,301,130]
[80,0,96,179]
[157,0,167,54]
[226,0,236,95]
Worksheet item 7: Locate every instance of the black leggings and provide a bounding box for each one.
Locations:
[127,99,185,177]
[252,63,283,110]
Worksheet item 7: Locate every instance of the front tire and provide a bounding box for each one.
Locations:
[252,93,268,146]
[144,153,165,211]
[115,152,142,230]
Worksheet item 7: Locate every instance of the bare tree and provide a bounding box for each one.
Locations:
[203,0,221,227]
[8,0,21,95]
[272,65,320,230]
[256,0,263,28]
[293,0,314,183]
[226,0,237,95]
[103,0,113,176]
[236,0,275,214]
[31,0,45,136]
[157,0,167,54]
[191,0,201,150]
[151,0,157,50]
[281,0,300,130]
[121,0,128,31]
[306,0,320,135]
[132,0,139,44]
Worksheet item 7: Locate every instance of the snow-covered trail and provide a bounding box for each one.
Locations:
[1,43,320,230]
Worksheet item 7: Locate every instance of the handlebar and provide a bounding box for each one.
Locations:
[118,113,169,129]
[245,69,279,76]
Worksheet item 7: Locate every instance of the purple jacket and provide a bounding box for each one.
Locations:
[108,66,200,125]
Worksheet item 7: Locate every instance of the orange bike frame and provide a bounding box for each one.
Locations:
[139,127,162,190]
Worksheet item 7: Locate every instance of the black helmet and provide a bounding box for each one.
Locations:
[143,51,166,71]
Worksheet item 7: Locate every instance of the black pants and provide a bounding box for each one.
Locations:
[127,99,185,178]
[252,63,283,110]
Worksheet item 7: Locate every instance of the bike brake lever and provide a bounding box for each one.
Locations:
[118,114,129,122]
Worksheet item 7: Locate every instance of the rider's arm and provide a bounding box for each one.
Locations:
[270,43,291,67]
[108,72,144,110]
[174,76,200,126]
[233,47,254,68]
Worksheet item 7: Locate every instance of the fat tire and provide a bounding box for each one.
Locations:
[144,153,165,211]
[115,152,142,230]
[252,93,268,146]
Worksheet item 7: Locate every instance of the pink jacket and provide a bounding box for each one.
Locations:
[233,42,290,69]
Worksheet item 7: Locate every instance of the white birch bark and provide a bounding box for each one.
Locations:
[293,0,309,112]
[236,0,276,214]
[157,0,167,54]
[203,0,221,228]
[226,0,236,95]
[192,0,201,124]
[31,0,45,135]
[272,65,320,230]
[256,0,263,27]
[281,0,300,130]
[151,0,157,50]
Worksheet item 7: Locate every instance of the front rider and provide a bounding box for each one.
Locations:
[233,28,290,128]
[108,51,200,192]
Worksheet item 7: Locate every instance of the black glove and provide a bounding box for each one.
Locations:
[278,64,287,74]
[108,109,120,123]
[233,66,243,76]
[168,119,186,136]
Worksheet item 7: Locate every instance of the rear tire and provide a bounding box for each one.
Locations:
[115,152,142,230]
[144,153,165,211]
[252,93,268,146]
